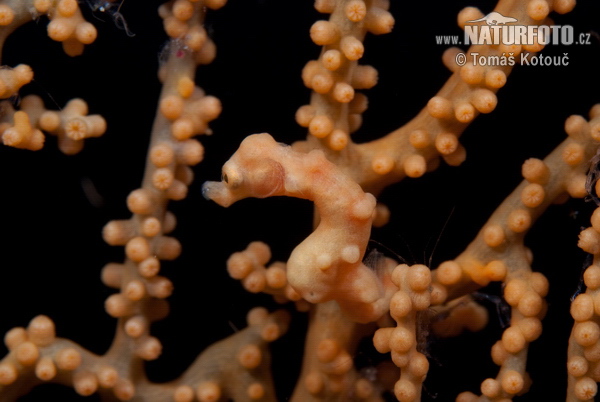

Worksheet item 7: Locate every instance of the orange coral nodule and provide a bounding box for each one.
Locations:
[2,111,45,151]
[403,154,426,178]
[15,342,39,366]
[427,96,453,119]
[237,344,262,369]
[435,132,459,155]
[48,13,79,42]
[309,115,333,138]
[204,0,228,10]
[65,115,106,141]
[75,22,98,45]
[55,347,82,371]
[172,0,195,21]
[366,7,394,34]
[574,377,598,400]
[136,336,162,360]
[332,82,355,103]
[485,69,507,89]
[501,370,524,395]
[174,385,195,402]
[0,5,14,26]
[27,315,56,347]
[0,362,18,385]
[161,95,185,120]
[345,0,367,22]
[127,188,156,215]
[185,25,208,51]
[247,383,265,400]
[74,371,99,396]
[57,0,78,17]
[372,155,395,175]
[310,20,340,45]
[527,0,550,21]
[314,0,335,14]
[114,378,136,400]
[340,35,364,60]
[197,381,221,402]
[321,49,342,71]
[35,357,57,381]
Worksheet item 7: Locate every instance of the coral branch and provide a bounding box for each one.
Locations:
[99,2,224,390]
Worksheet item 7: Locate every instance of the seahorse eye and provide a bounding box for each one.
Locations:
[221,165,243,189]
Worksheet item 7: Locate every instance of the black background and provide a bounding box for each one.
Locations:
[0,0,599,400]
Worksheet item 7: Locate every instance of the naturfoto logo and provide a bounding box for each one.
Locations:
[467,11,517,26]
[464,11,575,46]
